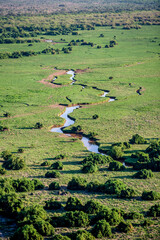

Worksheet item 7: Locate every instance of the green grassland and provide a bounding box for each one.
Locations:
[0,24,160,238]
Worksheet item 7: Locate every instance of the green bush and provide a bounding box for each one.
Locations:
[146,140,160,158]
[12,178,35,192]
[124,212,143,219]
[86,181,103,192]
[141,219,154,226]
[52,234,71,240]
[0,125,9,131]
[84,200,105,214]
[112,142,130,150]
[104,179,126,194]
[147,204,160,217]
[0,178,15,193]
[33,179,44,190]
[92,114,99,119]
[65,211,89,227]
[41,161,50,166]
[54,154,66,160]
[142,191,160,200]
[67,177,87,190]
[18,148,24,153]
[129,134,147,144]
[3,155,25,170]
[82,153,113,165]
[0,166,6,175]
[50,161,63,170]
[118,188,136,198]
[73,230,95,240]
[10,224,43,240]
[91,219,112,238]
[117,221,134,233]
[1,150,12,161]
[34,122,43,129]
[49,181,60,190]
[108,146,123,160]
[34,219,55,236]
[81,162,98,173]
[3,112,11,117]
[108,161,125,171]
[44,199,62,210]
[0,193,24,217]
[65,197,83,211]
[133,169,154,179]
[45,170,60,178]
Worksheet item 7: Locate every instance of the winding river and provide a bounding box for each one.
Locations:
[51,70,115,154]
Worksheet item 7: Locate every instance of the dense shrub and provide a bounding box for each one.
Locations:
[82,153,113,165]
[86,180,103,192]
[41,161,50,166]
[10,224,43,240]
[34,219,55,236]
[91,219,112,238]
[108,146,123,160]
[0,178,15,193]
[52,234,71,240]
[142,219,154,226]
[118,188,136,198]
[34,122,43,129]
[112,142,130,149]
[0,125,9,131]
[54,154,66,160]
[146,140,160,158]
[84,200,105,214]
[50,161,63,170]
[142,191,160,200]
[49,181,60,190]
[45,170,60,178]
[1,150,12,161]
[147,204,160,217]
[92,114,99,119]
[0,193,24,217]
[133,169,154,179]
[33,179,44,190]
[18,148,24,153]
[124,212,143,219]
[65,211,89,227]
[44,199,62,210]
[81,162,98,173]
[72,230,95,240]
[0,166,6,175]
[65,197,83,211]
[129,134,147,144]
[117,221,134,233]
[12,178,35,192]
[108,161,125,171]
[67,177,87,190]
[3,155,25,170]
[104,179,126,194]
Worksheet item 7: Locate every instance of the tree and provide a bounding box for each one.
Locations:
[109,146,123,160]
[91,219,112,238]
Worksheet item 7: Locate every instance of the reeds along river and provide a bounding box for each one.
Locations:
[51,70,116,154]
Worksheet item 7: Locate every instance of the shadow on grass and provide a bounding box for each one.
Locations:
[63,161,81,165]
[43,158,55,160]
[61,169,80,174]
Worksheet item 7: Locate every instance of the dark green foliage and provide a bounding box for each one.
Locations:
[0,193,24,217]
[117,221,134,233]
[99,34,104,37]
[12,178,35,192]
[91,219,112,238]
[1,150,12,161]
[34,122,43,129]
[33,179,44,190]
[129,134,147,144]
[133,169,154,179]
[18,148,24,153]
[3,112,11,117]
[65,197,83,211]
[41,161,50,166]
[54,154,66,160]
[146,140,160,158]
[44,199,62,210]
[142,219,154,226]
[84,200,105,214]
[112,142,130,149]
[18,205,47,224]
[108,161,125,171]
[65,211,89,227]
[52,234,71,240]
[67,177,87,190]
[50,161,63,170]
[82,153,113,166]
[108,146,123,159]
[147,204,160,217]
[45,170,60,178]
[92,114,99,119]
[88,132,97,139]
[10,224,43,240]
[81,162,98,173]
[3,155,25,170]
[104,179,126,194]
[0,178,15,193]
[124,212,143,220]
[142,191,160,200]
[86,180,103,192]
[73,230,95,240]
[118,188,136,198]
[34,219,55,236]
[48,181,60,190]
[0,166,6,175]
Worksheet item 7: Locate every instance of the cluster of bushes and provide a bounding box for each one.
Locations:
[0,125,8,131]
[50,161,63,170]
[0,177,44,193]
[105,40,118,48]
[45,170,61,178]
[2,155,25,170]
[0,37,40,44]
[54,153,66,160]
[142,191,160,201]
[133,169,154,179]
[129,134,147,144]
[108,161,125,171]
[123,25,142,30]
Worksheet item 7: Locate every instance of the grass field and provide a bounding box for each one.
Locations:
[0,24,160,239]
